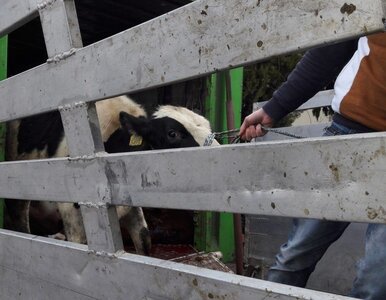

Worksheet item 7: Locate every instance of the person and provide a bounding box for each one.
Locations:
[239,32,385,300]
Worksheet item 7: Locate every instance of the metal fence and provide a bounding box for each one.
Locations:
[0,0,385,299]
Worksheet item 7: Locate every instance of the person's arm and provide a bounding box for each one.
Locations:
[240,39,358,140]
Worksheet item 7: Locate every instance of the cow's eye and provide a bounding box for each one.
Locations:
[168,130,177,138]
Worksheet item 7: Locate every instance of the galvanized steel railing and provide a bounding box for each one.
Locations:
[0,0,385,299]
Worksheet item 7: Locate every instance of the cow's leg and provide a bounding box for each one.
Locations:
[4,199,31,233]
[57,202,87,244]
[117,206,151,255]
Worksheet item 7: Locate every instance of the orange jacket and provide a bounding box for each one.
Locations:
[332,33,386,131]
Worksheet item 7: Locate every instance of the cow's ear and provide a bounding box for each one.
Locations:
[119,111,150,136]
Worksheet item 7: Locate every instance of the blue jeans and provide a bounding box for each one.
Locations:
[267,121,386,300]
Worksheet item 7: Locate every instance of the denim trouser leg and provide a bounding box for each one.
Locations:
[349,223,386,300]
[266,121,386,299]
[267,218,349,287]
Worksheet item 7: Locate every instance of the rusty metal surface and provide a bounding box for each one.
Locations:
[149,244,197,260]
[171,251,234,273]
[132,244,234,274]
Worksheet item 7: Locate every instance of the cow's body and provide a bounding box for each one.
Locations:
[6,96,151,254]
[5,95,217,255]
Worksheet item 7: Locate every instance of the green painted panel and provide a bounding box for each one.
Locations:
[195,68,243,262]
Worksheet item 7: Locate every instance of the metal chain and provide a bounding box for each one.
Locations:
[204,126,304,146]
[203,133,216,146]
[261,126,305,139]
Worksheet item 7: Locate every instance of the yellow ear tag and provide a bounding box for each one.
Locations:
[129,133,143,146]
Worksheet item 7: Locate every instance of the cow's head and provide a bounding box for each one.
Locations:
[105,105,218,152]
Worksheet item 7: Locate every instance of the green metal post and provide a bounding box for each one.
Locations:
[194,67,243,262]
[0,36,7,228]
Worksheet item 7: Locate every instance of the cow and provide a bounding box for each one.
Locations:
[5,95,218,255]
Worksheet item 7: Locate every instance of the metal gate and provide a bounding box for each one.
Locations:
[0,0,385,299]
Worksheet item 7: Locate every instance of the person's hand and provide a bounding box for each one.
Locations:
[239,108,274,141]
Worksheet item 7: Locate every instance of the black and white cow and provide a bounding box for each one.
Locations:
[5,95,218,255]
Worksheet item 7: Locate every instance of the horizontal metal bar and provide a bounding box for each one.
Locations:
[0,229,357,300]
[255,90,335,112]
[0,0,39,37]
[2,133,386,224]
[0,0,384,121]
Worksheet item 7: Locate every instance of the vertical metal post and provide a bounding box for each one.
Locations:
[383,0,386,25]
[38,0,123,252]
[0,36,7,228]
[38,0,82,57]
